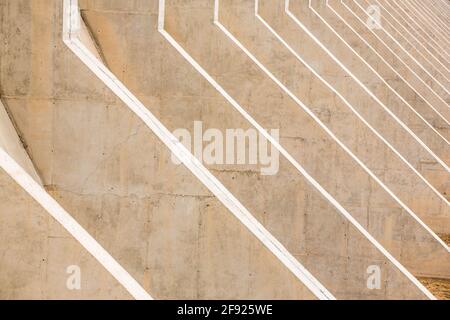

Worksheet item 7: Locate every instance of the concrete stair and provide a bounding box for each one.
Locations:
[0,0,448,300]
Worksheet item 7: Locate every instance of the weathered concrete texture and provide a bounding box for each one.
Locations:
[345,0,450,111]
[75,0,434,299]
[377,0,450,80]
[161,0,450,280]
[284,0,449,200]
[214,1,449,235]
[419,277,450,300]
[341,0,450,123]
[0,100,41,184]
[406,0,450,50]
[0,0,448,300]
[394,1,450,68]
[236,0,450,234]
[312,0,450,144]
[414,0,450,44]
[0,168,132,299]
[326,0,449,142]
[0,0,317,299]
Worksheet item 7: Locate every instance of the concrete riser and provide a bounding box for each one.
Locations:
[0,0,448,299]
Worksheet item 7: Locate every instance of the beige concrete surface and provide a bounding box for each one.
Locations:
[285,0,449,200]
[0,0,448,300]
[310,0,450,151]
[0,100,42,184]
[378,0,450,77]
[0,169,133,299]
[396,1,450,63]
[214,0,450,235]
[326,0,450,142]
[404,1,450,52]
[348,0,450,105]
[0,0,319,300]
[162,0,450,281]
[342,0,450,122]
[74,0,434,299]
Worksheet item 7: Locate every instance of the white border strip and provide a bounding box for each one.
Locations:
[162,0,435,300]
[315,0,450,145]
[334,0,450,127]
[269,0,450,204]
[215,0,448,250]
[287,0,450,173]
[0,146,153,300]
[65,0,334,300]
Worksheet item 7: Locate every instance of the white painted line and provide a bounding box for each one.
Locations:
[386,0,450,78]
[334,0,450,127]
[310,0,450,162]
[214,0,449,253]
[0,146,153,300]
[287,1,450,182]
[435,0,450,13]
[341,0,450,117]
[414,0,450,39]
[433,0,450,26]
[427,0,450,20]
[398,0,450,38]
[170,0,435,300]
[157,0,334,301]
[315,0,450,146]
[368,0,450,96]
[354,0,450,109]
[395,0,450,60]
[262,0,450,205]
[429,0,450,26]
[221,0,436,299]
[65,0,335,300]
[370,0,450,74]
[407,0,450,50]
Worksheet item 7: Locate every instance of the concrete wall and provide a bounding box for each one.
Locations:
[0,0,318,299]
[74,0,433,299]
[0,0,448,299]
[161,0,450,281]
[0,168,132,299]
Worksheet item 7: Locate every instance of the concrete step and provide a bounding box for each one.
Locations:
[0,168,133,299]
[311,0,450,149]
[0,93,135,299]
[217,0,450,235]
[395,1,450,60]
[376,0,450,78]
[281,0,449,199]
[0,0,448,300]
[0,0,320,299]
[162,0,450,282]
[335,0,450,123]
[326,0,450,152]
[74,0,434,299]
[345,0,450,106]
